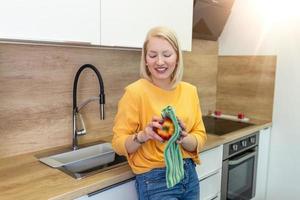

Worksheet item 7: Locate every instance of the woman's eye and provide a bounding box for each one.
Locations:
[164,54,172,57]
[148,55,157,58]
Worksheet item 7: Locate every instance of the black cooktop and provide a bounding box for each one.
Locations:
[202,116,254,136]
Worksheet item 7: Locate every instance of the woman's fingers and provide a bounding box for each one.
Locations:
[151,121,162,129]
[152,132,164,142]
[147,128,164,142]
[152,115,162,122]
[176,116,186,131]
[181,130,188,137]
[144,121,164,142]
[177,130,188,144]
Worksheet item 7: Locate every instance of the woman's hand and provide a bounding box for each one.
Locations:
[176,117,188,144]
[138,116,164,143]
[176,117,198,152]
[126,116,164,154]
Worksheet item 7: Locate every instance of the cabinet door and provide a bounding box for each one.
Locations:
[196,146,223,200]
[196,145,223,180]
[75,179,138,200]
[253,127,271,200]
[0,0,100,44]
[200,171,221,200]
[100,0,193,51]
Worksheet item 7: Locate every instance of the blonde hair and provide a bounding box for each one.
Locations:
[140,26,184,88]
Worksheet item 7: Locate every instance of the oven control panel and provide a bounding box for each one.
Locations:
[228,134,258,155]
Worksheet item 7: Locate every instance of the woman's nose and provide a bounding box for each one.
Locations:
[156,55,164,65]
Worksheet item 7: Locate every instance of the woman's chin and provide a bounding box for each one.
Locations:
[152,73,172,80]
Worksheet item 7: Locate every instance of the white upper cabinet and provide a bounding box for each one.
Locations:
[100,0,193,51]
[0,0,100,44]
[1,0,193,49]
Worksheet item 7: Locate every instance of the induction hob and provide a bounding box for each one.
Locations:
[202,116,254,136]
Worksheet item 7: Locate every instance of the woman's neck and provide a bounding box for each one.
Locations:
[151,78,173,90]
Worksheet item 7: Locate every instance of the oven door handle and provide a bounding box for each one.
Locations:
[228,151,257,166]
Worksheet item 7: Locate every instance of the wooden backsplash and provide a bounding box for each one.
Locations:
[0,40,218,158]
[216,56,276,121]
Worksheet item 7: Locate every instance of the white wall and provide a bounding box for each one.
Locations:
[219,0,300,199]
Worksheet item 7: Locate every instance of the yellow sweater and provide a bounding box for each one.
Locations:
[112,79,207,174]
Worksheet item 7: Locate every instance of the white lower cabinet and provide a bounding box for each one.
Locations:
[76,145,224,200]
[75,179,138,200]
[196,145,223,180]
[200,171,221,200]
[196,145,223,200]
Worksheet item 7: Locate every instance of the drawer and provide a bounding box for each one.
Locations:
[196,145,223,180]
[200,171,222,200]
[204,193,220,200]
[75,179,138,200]
[202,193,220,200]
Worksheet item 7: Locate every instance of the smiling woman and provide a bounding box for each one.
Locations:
[112,26,207,200]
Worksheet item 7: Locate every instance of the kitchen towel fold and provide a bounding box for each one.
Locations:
[161,106,184,188]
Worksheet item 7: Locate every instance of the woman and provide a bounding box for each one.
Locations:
[112,26,207,200]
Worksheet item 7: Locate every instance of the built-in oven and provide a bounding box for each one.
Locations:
[221,132,259,200]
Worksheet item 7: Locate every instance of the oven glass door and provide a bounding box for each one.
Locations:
[227,150,257,200]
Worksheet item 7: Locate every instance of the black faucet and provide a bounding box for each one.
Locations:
[72,64,105,150]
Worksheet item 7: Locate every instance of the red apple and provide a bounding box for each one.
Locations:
[153,117,174,141]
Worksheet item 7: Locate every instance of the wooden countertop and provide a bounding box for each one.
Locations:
[0,121,271,200]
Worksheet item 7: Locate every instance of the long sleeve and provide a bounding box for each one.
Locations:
[112,88,140,158]
[190,87,207,154]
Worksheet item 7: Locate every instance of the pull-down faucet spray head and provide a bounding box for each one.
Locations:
[99,93,105,120]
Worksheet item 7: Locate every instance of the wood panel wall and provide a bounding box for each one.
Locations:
[216,56,276,121]
[183,40,218,115]
[0,40,218,158]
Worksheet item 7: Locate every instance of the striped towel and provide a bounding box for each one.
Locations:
[161,106,184,188]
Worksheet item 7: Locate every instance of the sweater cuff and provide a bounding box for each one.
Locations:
[112,135,130,159]
[193,133,206,154]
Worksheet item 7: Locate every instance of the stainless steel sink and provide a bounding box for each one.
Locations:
[38,143,127,179]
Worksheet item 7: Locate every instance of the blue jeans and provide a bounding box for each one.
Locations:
[135,159,200,200]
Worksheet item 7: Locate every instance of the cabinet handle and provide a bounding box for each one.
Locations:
[204,193,219,200]
[199,170,220,182]
[88,177,135,197]
[210,194,218,200]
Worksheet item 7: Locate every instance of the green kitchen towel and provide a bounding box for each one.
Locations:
[161,106,184,188]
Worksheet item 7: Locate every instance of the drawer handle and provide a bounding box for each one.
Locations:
[210,194,218,200]
[203,193,219,200]
[199,170,220,181]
